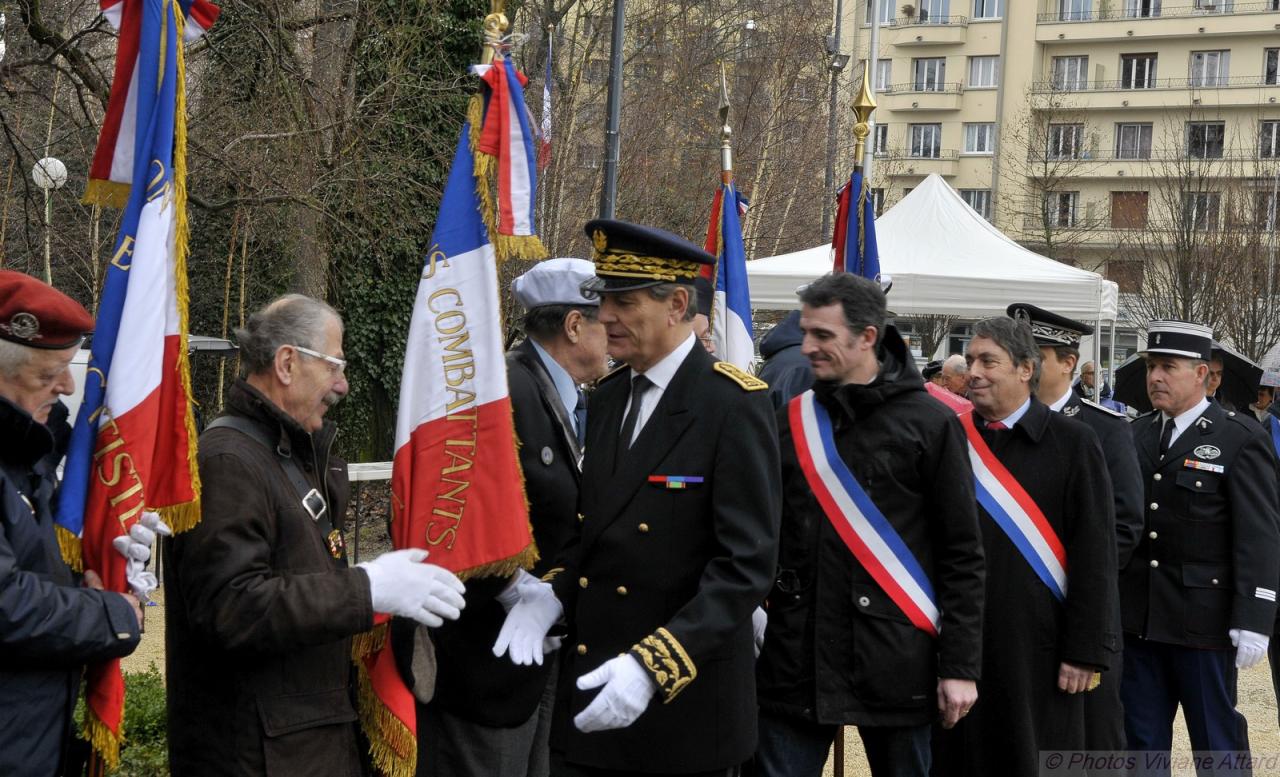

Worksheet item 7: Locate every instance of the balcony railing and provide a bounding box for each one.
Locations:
[1030,75,1280,92]
[881,82,966,94]
[879,148,961,160]
[1037,2,1279,23]
[882,14,970,25]
[1025,149,1274,162]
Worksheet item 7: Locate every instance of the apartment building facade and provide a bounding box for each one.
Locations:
[843,0,1280,310]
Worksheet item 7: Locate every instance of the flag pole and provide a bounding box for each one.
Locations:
[719,62,733,186]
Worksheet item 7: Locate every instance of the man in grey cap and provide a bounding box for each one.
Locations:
[419,258,609,777]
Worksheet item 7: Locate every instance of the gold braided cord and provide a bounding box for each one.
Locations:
[593,252,702,281]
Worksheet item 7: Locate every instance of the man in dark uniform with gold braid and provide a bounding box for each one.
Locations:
[493,220,782,777]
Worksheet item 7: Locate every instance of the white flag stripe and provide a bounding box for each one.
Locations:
[503,83,533,236]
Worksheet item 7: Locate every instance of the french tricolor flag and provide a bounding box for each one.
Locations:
[703,183,754,369]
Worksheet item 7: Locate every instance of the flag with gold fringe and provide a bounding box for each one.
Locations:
[362,43,544,777]
[56,0,212,767]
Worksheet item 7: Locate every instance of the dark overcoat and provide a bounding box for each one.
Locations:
[936,399,1118,777]
[427,339,583,727]
[165,381,373,777]
[756,327,985,728]
[548,343,781,773]
[0,398,140,777]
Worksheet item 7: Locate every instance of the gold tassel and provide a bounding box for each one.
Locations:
[83,707,122,770]
[465,93,549,264]
[455,542,539,582]
[56,525,83,572]
[355,659,417,777]
[81,179,131,209]
[157,500,201,534]
[351,622,388,661]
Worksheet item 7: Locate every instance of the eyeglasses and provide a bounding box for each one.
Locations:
[291,345,347,374]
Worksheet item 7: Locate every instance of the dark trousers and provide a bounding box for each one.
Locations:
[1120,637,1250,777]
[752,709,930,777]
[550,752,738,777]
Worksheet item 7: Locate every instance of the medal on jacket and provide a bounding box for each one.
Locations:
[326,529,345,559]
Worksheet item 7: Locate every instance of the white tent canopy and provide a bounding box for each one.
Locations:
[747,174,1119,322]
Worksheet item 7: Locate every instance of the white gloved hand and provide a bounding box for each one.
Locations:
[752,606,767,658]
[496,569,537,613]
[492,577,563,666]
[358,549,466,627]
[574,654,657,732]
[110,513,172,602]
[1229,628,1269,669]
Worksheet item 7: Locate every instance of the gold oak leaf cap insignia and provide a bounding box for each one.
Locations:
[713,361,767,391]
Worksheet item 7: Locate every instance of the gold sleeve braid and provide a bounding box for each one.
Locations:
[629,627,697,703]
[541,567,564,583]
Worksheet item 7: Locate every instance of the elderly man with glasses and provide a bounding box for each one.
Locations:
[165,294,468,776]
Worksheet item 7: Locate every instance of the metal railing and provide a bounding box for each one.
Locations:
[1031,75,1280,92]
[1025,149,1275,162]
[1037,2,1279,22]
[881,81,965,94]
[881,14,971,26]
[879,147,961,160]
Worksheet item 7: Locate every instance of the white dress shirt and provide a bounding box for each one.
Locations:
[1048,387,1073,413]
[621,332,697,446]
[1161,396,1210,448]
[529,338,581,437]
[987,396,1032,429]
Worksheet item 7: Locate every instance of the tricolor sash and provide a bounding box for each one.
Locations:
[789,391,940,635]
[959,412,1067,602]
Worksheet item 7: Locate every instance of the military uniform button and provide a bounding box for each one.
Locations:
[578,513,585,523]
[1150,502,1159,510]
[1195,481,1203,488]
[1153,473,1162,481]
[577,644,588,655]
[1228,411,1236,417]
[857,596,870,607]
[1150,560,1159,568]
[616,586,628,596]
[638,523,650,533]
[1149,531,1158,540]
[579,577,589,588]
[1212,578,1219,585]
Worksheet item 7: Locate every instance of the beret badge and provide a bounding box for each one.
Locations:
[4,312,41,342]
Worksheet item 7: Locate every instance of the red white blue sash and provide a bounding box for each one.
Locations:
[789,391,940,636]
[959,412,1067,602]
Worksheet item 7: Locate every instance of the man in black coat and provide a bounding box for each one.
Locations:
[0,271,143,777]
[420,259,608,777]
[754,273,984,777]
[934,316,1117,777]
[759,310,813,411]
[1009,303,1143,753]
[1120,321,1279,766]
[494,220,781,776]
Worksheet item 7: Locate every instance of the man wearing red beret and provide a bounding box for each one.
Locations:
[0,270,144,776]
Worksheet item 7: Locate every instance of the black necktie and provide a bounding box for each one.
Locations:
[1159,418,1174,456]
[574,389,588,447]
[617,375,654,462]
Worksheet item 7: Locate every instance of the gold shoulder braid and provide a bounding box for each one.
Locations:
[630,627,697,703]
[713,361,767,392]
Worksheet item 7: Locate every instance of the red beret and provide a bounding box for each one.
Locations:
[0,270,94,349]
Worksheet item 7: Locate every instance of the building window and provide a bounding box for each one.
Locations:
[1186,122,1226,159]
[871,188,887,216]
[917,0,951,23]
[1121,54,1157,89]
[1192,0,1231,12]
[913,58,947,91]
[868,0,894,24]
[1058,0,1092,21]
[968,56,1000,88]
[875,59,893,92]
[1266,49,1279,86]
[1262,121,1280,158]
[964,123,995,154]
[1183,192,1221,231]
[874,123,890,155]
[961,189,993,220]
[1256,191,1279,232]
[1045,192,1080,227]
[1189,50,1229,87]
[1124,0,1162,18]
[973,0,1002,18]
[1115,123,1153,160]
[909,124,943,158]
[1051,56,1089,91]
[1111,191,1149,229]
[1047,123,1085,160]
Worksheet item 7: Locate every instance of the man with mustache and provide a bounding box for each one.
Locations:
[165,294,468,776]
[494,220,781,776]
[1120,321,1279,769]
[0,270,143,776]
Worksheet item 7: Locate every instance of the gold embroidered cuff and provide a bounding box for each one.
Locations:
[629,627,697,703]
[541,567,565,583]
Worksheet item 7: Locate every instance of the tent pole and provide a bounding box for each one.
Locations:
[1094,319,1102,403]
[1109,320,1117,402]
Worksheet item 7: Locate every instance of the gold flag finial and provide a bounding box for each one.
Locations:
[718,62,733,180]
[851,60,878,168]
[481,2,510,65]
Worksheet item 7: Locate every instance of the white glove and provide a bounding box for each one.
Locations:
[752,606,767,658]
[358,549,466,627]
[492,576,563,666]
[496,568,537,613]
[110,512,172,602]
[574,654,657,732]
[1229,628,1269,669]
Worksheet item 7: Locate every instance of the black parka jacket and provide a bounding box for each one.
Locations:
[756,328,985,727]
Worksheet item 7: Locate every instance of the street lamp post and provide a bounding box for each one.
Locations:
[599,0,626,219]
[822,0,849,238]
[31,156,67,285]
